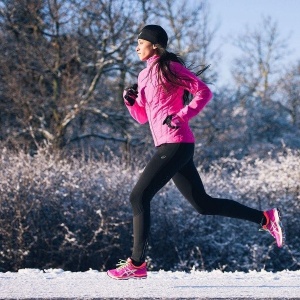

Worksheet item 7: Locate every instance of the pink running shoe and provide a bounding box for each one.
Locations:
[107,258,147,280]
[262,208,283,247]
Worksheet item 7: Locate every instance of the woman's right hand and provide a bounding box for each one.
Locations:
[124,84,138,106]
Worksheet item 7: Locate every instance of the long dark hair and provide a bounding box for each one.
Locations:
[150,45,210,105]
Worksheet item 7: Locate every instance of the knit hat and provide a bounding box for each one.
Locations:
[138,25,168,48]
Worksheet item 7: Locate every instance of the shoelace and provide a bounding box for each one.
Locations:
[260,220,279,238]
[116,259,130,269]
[267,222,277,238]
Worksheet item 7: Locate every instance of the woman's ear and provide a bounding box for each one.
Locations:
[152,44,158,49]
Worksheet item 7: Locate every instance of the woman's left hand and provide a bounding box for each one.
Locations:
[163,115,182,129]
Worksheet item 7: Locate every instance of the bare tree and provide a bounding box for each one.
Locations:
[151,0,219,82]
[0,0,220,154]
[0,0,145,150]
[231,16,289,103]
[279,61,300,128]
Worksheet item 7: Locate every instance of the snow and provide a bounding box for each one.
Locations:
[1,269,300,299]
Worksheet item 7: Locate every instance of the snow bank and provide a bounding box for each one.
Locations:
[1,269,300,299]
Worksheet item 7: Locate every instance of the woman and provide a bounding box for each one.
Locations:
[107,25,283,280]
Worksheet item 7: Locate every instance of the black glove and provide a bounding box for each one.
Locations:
[162,115,180,129]
[124,84,138,106]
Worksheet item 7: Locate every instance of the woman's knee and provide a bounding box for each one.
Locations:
[129,187,149,215]
[129,188,140,207]
[192,193,214,215]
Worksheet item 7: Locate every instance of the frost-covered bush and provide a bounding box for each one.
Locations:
[0,147,136,272]
[152,148,300,272]
[0,146,299,272]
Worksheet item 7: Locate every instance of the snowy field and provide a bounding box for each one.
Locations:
[0,269,300,299]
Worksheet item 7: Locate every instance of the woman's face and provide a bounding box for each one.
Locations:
[136,39,157,61]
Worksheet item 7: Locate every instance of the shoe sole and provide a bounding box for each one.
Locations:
[107,272,147,280]
[276,208,285,247]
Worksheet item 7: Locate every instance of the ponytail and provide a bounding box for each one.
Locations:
[150,45,210,105]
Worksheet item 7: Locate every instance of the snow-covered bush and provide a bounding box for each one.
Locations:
[0,146,299,272]
[0,147,136,272]
[151,148,300,272]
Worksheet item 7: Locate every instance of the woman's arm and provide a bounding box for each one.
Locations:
[171,62,213,122]
[123,89,148,124]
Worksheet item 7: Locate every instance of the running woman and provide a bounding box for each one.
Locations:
[107,25,283,280]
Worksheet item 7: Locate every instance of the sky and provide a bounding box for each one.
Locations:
[207,0,300,85]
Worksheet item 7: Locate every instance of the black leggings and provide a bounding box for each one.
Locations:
[130,143,263,263]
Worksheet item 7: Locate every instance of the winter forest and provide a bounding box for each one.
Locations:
[0,0,299,273]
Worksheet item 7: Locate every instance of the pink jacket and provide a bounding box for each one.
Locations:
[125,55,213,147]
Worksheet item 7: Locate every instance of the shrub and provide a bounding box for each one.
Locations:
[0,146,299,272]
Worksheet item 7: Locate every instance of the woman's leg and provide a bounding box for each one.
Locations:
[130,143,194,263]
[172,158,264,224]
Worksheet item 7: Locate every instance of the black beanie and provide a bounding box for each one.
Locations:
[138,25,168,48]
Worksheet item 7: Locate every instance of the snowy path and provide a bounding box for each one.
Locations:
[0,269,299,299]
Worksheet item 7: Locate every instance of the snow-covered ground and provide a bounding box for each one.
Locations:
[0,269,299,299]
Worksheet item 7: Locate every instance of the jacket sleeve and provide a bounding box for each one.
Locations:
[172,62,213,122]
[123,88,148,125]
